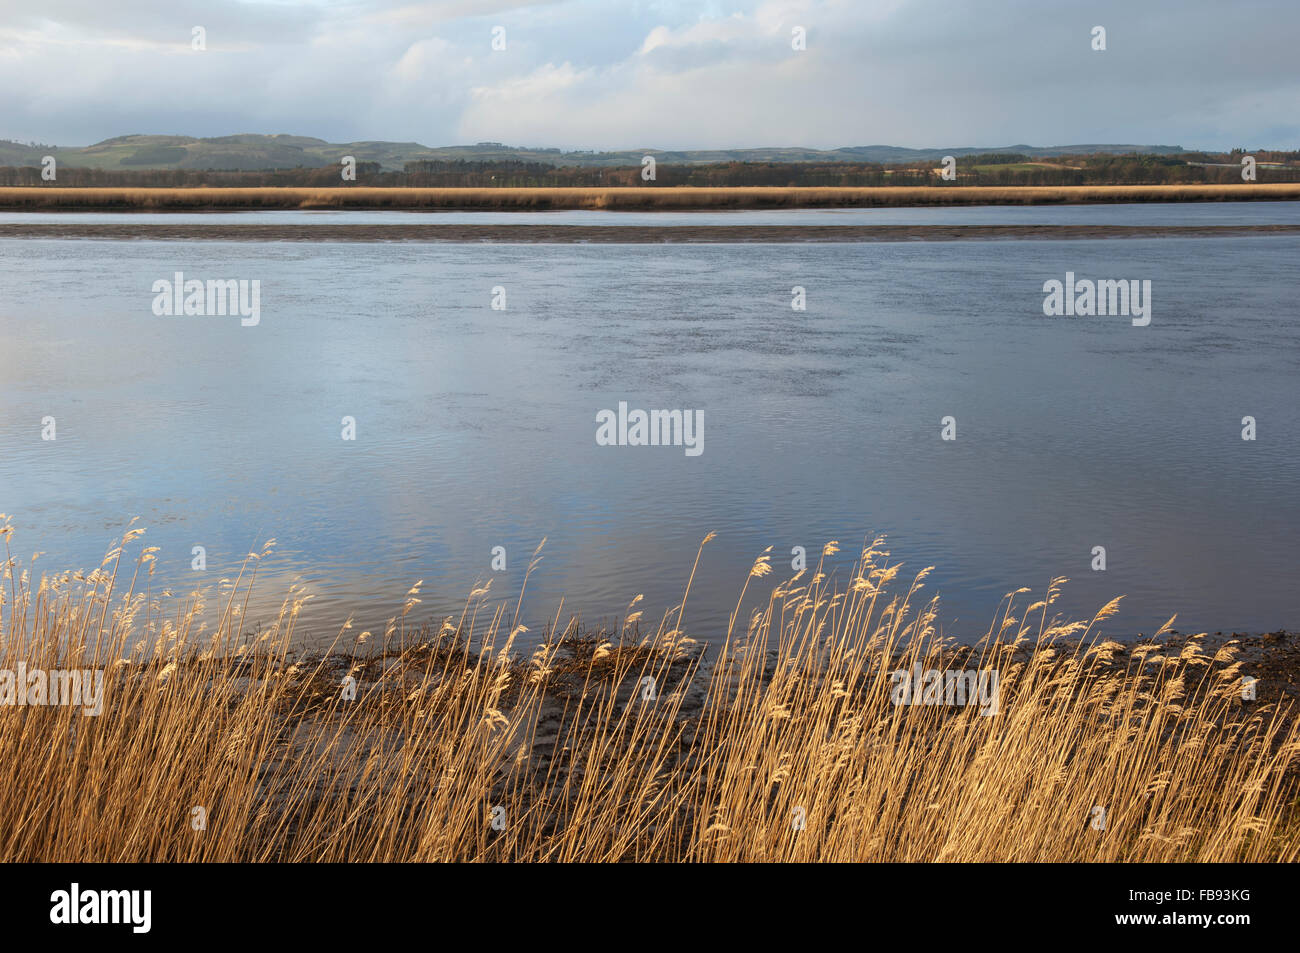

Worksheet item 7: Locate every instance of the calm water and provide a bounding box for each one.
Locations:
[1,205,1297,644]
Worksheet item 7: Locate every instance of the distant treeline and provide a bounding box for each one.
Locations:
[2,151,1298,188]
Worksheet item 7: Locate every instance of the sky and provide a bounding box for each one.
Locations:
[1,0,1297,151]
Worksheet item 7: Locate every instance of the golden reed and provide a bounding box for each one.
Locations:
[3,183,1300,211]
[1,520,1295,861]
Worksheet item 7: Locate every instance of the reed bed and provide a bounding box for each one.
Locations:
[3,183,1300,212]
[0,519,1295,862]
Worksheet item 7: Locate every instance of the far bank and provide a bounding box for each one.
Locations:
[4,183,1300,212]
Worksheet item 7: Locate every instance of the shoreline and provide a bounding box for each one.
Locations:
[2,183,1300,213]
[4,223,1300,243]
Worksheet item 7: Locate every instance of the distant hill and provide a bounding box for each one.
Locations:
[0,134,1188,172]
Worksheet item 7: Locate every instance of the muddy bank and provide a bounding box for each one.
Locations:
[4,223,1300,243]
[281,627,1299,729]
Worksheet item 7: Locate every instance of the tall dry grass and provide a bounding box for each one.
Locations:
[3,184,1300,211]
[0,519,1295,862]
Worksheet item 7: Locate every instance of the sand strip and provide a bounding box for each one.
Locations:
[4,223,1300,243]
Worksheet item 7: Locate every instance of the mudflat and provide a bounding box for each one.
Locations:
[5,223,1300,242]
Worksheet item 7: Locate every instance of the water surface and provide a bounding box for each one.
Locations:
[1,206,1296,644]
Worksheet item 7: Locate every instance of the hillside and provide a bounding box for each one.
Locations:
[0,134,1187,172]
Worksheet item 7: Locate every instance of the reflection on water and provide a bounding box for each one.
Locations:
[1,211,1297,643]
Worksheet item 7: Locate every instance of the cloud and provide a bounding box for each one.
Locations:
[0,0,1296,149]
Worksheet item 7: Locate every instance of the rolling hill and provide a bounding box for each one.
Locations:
[0,134,1187,172]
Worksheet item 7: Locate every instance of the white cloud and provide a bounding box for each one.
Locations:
[0,0,1296,150]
